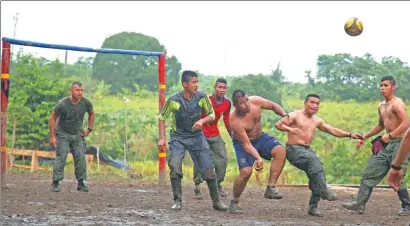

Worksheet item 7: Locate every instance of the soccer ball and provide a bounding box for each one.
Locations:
[344,17,363,36]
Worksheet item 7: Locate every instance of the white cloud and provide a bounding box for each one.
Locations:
[1,1,409,83]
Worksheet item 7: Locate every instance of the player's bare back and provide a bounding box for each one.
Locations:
[379,97,407,137]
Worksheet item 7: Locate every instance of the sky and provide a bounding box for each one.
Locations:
[1,1,410,83]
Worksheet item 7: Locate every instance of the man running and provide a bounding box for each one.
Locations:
[158,70,228,211]
[193,78,232,199]
[228,89,288,213]
[275,94,363,217]
[342,76,410,216]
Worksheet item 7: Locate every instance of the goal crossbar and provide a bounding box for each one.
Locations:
[2,37,163,57]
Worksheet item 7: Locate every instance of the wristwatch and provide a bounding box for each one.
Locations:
[391,164,402,170]
[87,128,93,132]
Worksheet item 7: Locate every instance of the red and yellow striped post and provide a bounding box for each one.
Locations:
[1,41,11,187]
[158,53,166,186]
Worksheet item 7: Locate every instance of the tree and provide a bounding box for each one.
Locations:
[316,53,410,102]
[270,62,285,84]
[7,53,74,150]
[92,32,182,94]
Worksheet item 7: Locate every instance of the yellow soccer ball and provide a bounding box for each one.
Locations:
[344,17,363,37]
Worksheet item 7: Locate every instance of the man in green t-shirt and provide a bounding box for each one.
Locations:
[49,81,95,192]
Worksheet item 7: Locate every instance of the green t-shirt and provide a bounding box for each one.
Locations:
[158,91,214,138]
[53,96,93,134]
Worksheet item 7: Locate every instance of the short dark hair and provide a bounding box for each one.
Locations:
[71,81,82,87]
[304,94,320,103]
[232,89,247,105]
[181,70,198,83]
[381,76,396,85]
[214,77,227,87]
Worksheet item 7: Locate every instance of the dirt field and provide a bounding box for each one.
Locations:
[1,171,409,226]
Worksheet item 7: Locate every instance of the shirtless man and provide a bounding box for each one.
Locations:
[228,89,288,213]
[342,76,410,216]
[275,94,363,217]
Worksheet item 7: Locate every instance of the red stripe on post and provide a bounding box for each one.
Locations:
[1,41,11,187]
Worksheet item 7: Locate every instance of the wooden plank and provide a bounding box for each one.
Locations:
[12,164,31,169]
[7,148,95,172]
[8,149,33,156]
[7,148,95,159]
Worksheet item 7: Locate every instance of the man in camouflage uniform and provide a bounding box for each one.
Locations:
[49,81,95,192]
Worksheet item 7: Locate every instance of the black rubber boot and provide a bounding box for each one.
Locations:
[342,182,373,214]
[311,172,337,201]
[264,185,283,199]
[206,178,228,211]
[77,179,89,192]
[50,181,60,192]
[397,189,410,216]
[308,192,323,217]
[171,178,182,211]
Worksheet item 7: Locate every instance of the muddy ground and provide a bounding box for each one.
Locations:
[1,171,409,226]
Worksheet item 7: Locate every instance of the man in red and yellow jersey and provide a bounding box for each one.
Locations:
[193,78,232,199]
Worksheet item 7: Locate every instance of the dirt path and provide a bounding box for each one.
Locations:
[1,171,409,226]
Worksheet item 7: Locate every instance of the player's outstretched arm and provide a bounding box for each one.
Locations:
[317,119,363,140]
[251,96,288,117]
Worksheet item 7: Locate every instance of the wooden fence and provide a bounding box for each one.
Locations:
[6,148,95,172]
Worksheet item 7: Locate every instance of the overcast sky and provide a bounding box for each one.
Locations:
[1,1,409,83]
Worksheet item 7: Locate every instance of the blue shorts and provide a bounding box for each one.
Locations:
[233,132,282,169]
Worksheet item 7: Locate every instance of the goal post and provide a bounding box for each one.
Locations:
[0,37,167,187]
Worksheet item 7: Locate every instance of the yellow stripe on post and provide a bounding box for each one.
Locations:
[158,152,166,158]
[1,74,10,80]
[160,84,166,89]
